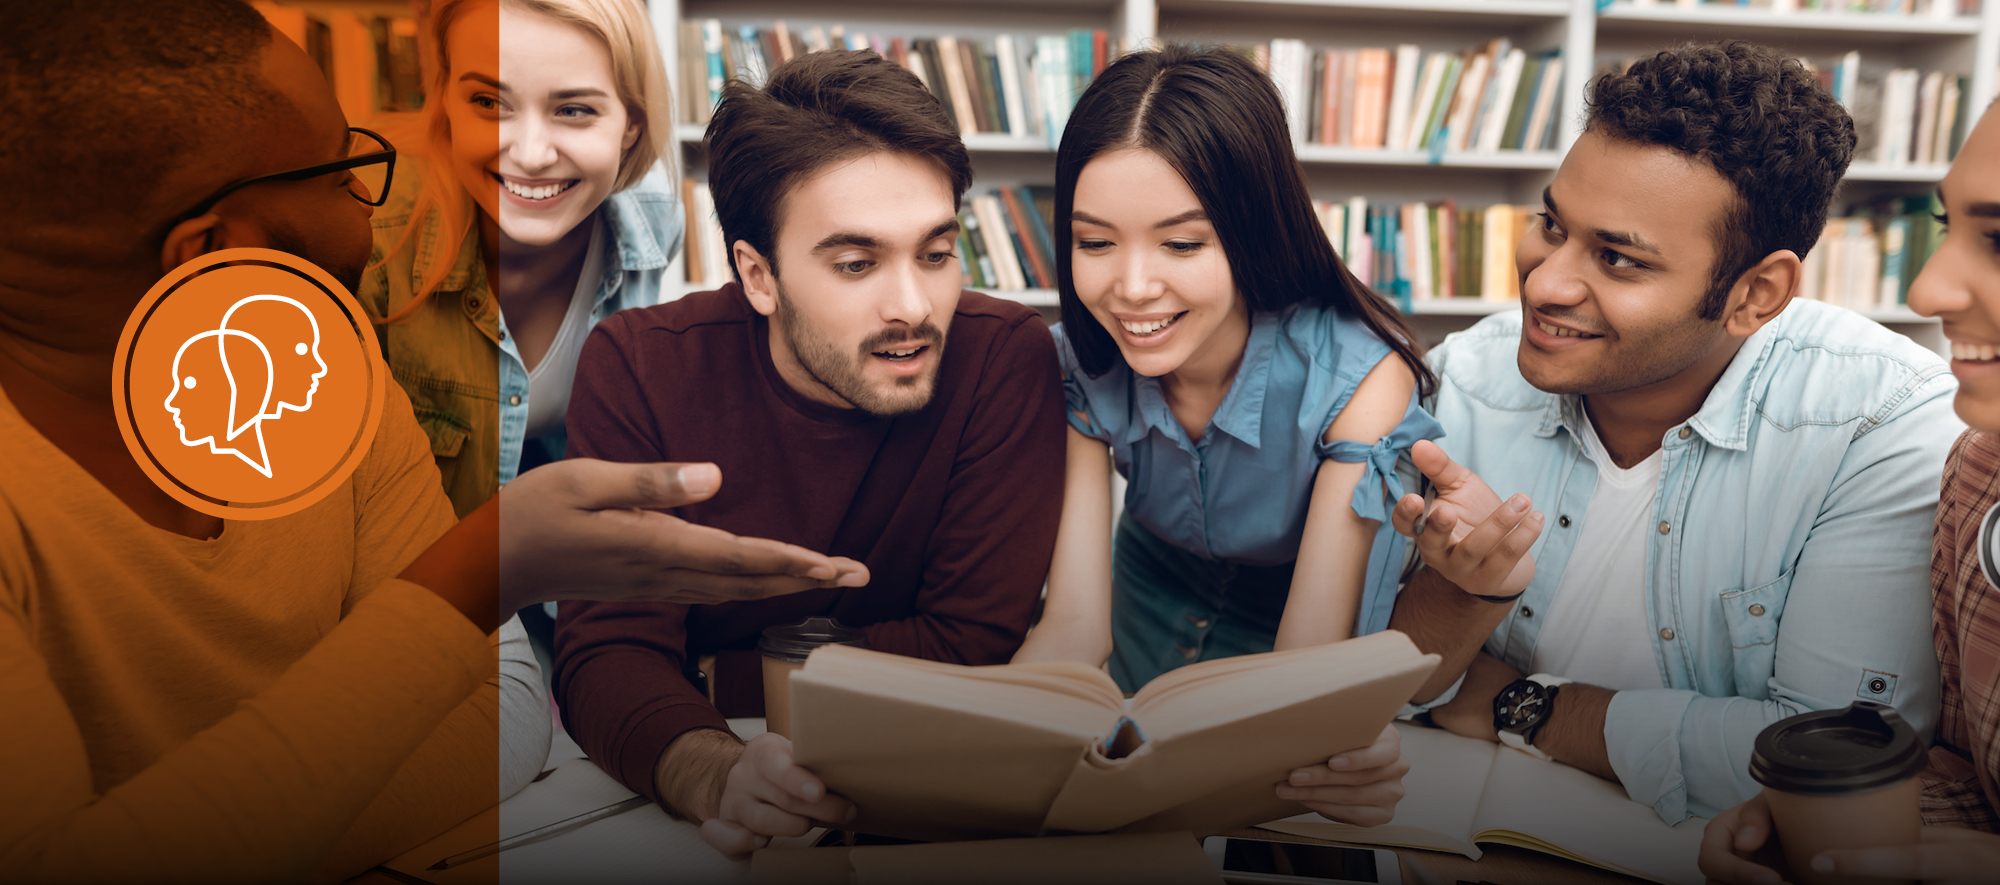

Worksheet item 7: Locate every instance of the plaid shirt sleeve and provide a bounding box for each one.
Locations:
[1921,430,2000,832]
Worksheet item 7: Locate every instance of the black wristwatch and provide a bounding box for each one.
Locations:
[1493,673,1570,760]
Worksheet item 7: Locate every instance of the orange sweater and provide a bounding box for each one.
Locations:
[0,382,497,881]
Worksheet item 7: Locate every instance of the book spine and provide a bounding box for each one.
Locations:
[1445,49,1491,153]
[1386,45,1420,151]
[973,195,1023,290]
[1502,55,1543,151]
[1420,55,1463,152]
[996,35,1027,138]
[996,192,1040,289]
[960,207,993,289]
[936,36,976,135]
[1478,49,1525,153]
[1523,55,1563,153]
[1403,53,1444,153]
[681,176,703,284]
[1879,214,1908,308]
[1000,185,1055,290]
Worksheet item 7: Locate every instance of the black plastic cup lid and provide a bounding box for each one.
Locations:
[1748,701,1928,795]
[757,617,867,664]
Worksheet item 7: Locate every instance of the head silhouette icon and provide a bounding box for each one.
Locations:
[220,294,325,416]
[166,328,275,478]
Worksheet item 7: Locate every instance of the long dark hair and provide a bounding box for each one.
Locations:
[1056,44,1436,401]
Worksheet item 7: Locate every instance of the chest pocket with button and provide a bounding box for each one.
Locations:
[1718,569,1793,696]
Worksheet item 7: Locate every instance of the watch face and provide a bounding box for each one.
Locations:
[1494,679,1551,733]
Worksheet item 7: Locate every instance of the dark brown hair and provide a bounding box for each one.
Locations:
[1056,44,1435,401]
[1587,41,1855,320]
[706,50,972,281]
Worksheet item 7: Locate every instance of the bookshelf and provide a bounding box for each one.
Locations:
[654,0,1970,354]
[254,1,427,129]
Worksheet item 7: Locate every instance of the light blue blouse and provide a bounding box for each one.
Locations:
[1055,302,1445,636]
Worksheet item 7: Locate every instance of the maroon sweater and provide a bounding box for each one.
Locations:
[552,285,1065,805]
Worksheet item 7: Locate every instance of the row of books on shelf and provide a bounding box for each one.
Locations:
[1820,53,1971,166]
[1626,0,1974,15]
[1328,194,1951,315]
[1317,199,1531,305]
[678,21,1125,144]
[253,3,422,116]
[1254,40,1564,155]
[1802,195,1943,312]
[680,181,1941,321]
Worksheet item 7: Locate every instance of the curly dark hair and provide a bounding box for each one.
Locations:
[1586,41,1854,320]
[0,0,288,246]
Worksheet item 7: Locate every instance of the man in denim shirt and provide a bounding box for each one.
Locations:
[1384,41,1962,824]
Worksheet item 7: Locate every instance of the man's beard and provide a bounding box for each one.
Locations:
[775,278,945,417]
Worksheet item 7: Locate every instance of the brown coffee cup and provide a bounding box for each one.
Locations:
[1748,701,1927,885]
[756,617,867,739]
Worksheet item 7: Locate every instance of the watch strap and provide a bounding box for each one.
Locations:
[1498,728,1550,760]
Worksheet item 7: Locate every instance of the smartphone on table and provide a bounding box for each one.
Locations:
[1202,835,1402,885]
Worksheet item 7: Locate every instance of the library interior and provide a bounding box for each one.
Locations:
[243,1,1992,882]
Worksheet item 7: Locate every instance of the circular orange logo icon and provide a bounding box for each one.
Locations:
[112,248,387,520]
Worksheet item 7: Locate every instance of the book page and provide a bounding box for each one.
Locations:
[1473,744,1706,885]
[1043,636,1437,835]
[1255,722,1493,858]
[792,649,1124,841]
[1129,631,1430,739]
[803,644,1122,731]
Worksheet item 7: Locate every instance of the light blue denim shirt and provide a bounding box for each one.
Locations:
[366,165,682,519]
[1428,301,1959,823]
[1056,303,1446,636]
[498,168,683,482]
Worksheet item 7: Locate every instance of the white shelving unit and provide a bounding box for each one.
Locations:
[654,0,1979,353]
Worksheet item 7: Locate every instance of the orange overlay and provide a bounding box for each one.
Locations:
[112,248,386,519]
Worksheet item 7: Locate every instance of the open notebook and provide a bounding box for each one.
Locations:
[1259,723,1707,885]
[789,630,1438,842]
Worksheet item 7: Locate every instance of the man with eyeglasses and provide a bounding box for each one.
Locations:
[0,1,865,878]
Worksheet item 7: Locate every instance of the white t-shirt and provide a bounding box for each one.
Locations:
[1526,410,1667,691]
[524,215,607,441]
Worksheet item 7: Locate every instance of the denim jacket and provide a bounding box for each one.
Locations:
[362,165,683,517]
[1428,301,1959,823]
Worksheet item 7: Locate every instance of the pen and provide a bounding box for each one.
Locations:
[428,795,651,870]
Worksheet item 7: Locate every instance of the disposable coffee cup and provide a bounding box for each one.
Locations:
[757,617,867,739]
[1748,701,1927,885]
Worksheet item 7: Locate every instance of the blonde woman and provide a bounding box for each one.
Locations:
[364,0,680,519]
[362,0,680,802]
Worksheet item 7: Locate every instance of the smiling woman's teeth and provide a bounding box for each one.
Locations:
[504,179,576,201]
[1953,342,2000,362]
[1121,313,1183,335]
[1538,321,1594,339]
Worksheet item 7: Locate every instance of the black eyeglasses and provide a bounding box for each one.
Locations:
[179,127,397,222]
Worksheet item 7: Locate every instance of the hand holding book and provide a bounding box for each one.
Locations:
[1277,723,1411,828]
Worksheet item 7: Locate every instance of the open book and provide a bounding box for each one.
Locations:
[789,630,1438,842]
[1259,723,1707,885]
